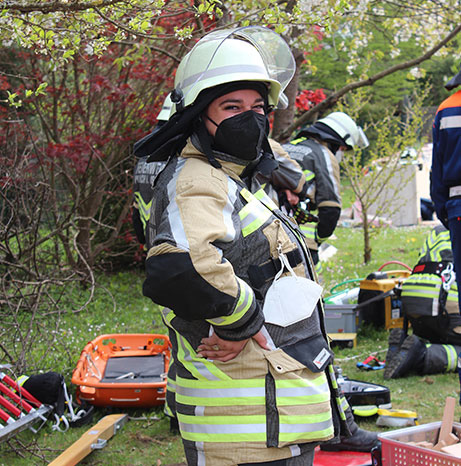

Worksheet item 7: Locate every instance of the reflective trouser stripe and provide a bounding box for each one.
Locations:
[134,192,152,228]
[299,223,316,240]
[161,309,231,381]
[444,344,457,372]
[328,366,347,421]
[207,277,254,326]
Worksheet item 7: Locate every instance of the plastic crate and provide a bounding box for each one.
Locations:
[378,421,461,465]
[324,304,358,334]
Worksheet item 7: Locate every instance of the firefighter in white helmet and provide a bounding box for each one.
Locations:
[283,112,369,266]
[134,26,349,465]
[132,94,172,246]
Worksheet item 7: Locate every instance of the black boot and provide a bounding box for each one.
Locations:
[384,334,426,379]
[321,406,380,452]
[385,328,406,365]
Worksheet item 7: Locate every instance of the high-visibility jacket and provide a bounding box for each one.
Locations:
[132,156,166,245]
[401,224,460,344]
[282,138,341,252]
[143,138,346,465]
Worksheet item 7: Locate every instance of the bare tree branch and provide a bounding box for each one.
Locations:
[2,0,126,13]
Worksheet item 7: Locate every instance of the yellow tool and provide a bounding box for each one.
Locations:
[49,413,128,466]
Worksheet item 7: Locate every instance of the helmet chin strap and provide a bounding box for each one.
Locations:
[195,118,222,169]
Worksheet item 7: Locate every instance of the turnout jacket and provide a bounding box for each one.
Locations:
[401,224,460,344]
[143,138,345,465]
[431,90,461,226]
[132,156,166,245]
[282,138,341,251]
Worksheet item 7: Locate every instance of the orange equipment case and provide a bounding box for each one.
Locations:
[71,333,171,408]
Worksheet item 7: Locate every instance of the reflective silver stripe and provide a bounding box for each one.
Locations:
[166,158,189,250]
[180,422,266,434]
[290,445,301,457]
[208,278,254,326]
[444,345,457,372]
[179,64,268,90]
[195,406,205,416]
[440,115,461,130]
[280,419,332,434]
[222,178,238,242]
[277,380,329,398]
[177,385,265,399]
[449,185,461,197]
[177,334,222,381]
[196,442,206,466]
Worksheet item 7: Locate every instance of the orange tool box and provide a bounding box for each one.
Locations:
[71,333,170,408]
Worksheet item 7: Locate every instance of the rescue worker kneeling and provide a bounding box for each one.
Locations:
[134,27,349,466]
[384,224,460,379]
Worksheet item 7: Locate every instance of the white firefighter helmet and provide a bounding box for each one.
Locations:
[317,112,369,149]
[171,26,295,114]
[157,93,173,121]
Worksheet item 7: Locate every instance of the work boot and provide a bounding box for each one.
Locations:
[321,406,380,452]
[385,328,406,366]
[383,334,426,379]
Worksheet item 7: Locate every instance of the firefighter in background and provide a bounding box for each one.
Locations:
[384,224,460,379]
[134,26,350,465]
[431,64,461,308]
[283,112,369,265]
[132,94,172,246]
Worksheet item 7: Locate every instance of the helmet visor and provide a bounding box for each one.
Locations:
[176,26,295,108]
[356,127,369,149]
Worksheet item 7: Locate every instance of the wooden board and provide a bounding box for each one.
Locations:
[49,414,128,466]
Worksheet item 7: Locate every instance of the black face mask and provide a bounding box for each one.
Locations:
[210,111,269,161]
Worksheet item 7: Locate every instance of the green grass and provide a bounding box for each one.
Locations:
[2,223,460,465]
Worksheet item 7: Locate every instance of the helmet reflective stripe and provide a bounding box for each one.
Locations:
[318,112,369,149]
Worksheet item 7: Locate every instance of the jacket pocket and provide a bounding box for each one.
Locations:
[263,345,334,448]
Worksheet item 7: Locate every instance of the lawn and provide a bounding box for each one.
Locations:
[1,221,460,465]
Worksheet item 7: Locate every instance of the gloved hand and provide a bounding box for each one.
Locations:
[293,205,318,224]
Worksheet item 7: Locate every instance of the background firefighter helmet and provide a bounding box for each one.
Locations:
[299,112,369,151]
[134,26,295,159]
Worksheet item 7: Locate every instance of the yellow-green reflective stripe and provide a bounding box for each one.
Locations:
[207,277,253,326]
[401,289,439,299]
[176,376,264,390]
[291,137,307,145]
[300,223,316,239]
[239,199,271,237]
[280,427,333,443]
[134,192,152,226]
[178,415,333,442]
[181,431,266,442]
[162,310,231,381]
[253,188,278,211]
[303,169,315,182]
[179,413,266,425]
[444,345,457,371]
[176,376,265,406]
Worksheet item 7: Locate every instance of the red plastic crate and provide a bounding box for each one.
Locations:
[379,421,461,465]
